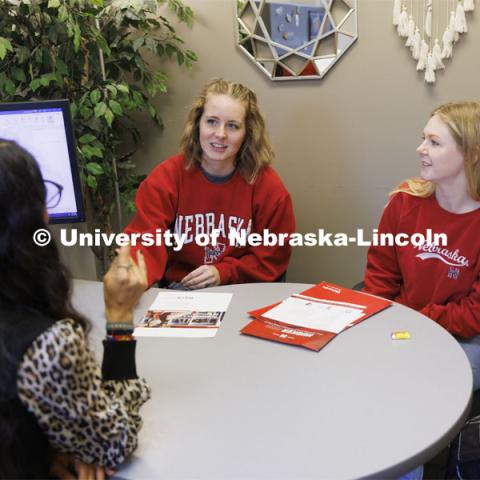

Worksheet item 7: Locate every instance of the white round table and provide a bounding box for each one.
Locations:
[73,280,472,479]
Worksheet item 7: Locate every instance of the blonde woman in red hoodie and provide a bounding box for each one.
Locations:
[364,101,480,389]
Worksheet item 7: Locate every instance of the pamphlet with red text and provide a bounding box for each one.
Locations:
[241,282,391,351]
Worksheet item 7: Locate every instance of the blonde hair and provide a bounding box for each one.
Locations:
[393,101,480,200]
[179,78,274,183]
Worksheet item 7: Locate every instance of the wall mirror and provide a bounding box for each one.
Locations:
[236,0,357,80]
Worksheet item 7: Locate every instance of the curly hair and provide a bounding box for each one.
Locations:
[393,101,480,200]
[179,78,274,183]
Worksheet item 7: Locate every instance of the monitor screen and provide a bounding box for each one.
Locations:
[0,99,85,224]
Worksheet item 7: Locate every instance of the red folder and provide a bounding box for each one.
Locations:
[241,281,391,351]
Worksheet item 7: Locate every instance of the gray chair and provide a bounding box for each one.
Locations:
[352,281,364,291]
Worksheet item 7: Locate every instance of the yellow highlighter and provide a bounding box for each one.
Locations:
[391,330,411,340]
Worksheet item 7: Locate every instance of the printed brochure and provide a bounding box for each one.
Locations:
[135,291,233,338]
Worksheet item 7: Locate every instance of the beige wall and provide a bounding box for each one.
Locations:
[61,0,480,287]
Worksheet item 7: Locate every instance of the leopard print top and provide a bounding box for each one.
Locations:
[16,318,151,468]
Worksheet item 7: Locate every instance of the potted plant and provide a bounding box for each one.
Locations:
[0,0,197,275]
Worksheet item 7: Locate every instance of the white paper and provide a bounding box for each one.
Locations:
[135,291,233,338]
[148,292,233,311]
[294,293,366,310]
[134,325,219,338]
[263,296,364,334]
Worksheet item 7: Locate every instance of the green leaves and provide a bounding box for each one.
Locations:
[94,101,107,118]
[55,59,68,75]
[0,37,13,60]
[109,100,122,115]
[167,0,194,28]
[106,84,117,97]
[104,108,114,126]
[58,5,68,22]
[184,49,197,69]
[86,162,104,175]
[39,72,58,87]
[30,78,42,92]
[72,22,81,51]
[12,68,27,83]
[82,144,104,160]
[132,36,144,51]
[90,89,102,104]
[95,33,111,56]
[0,75,16,95]
[79,134,97,144]
[86,175,98,189]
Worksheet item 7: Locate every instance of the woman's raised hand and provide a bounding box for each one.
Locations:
[103,244,148,324]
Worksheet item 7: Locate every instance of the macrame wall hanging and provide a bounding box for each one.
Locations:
[393,0,475,84]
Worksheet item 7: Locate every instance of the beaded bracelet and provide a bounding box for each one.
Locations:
[107,326,134,333]
[106,322,133,331]
[106,333,134,342]
[106,324,134,337]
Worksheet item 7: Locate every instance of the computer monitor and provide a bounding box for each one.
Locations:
[0,99,85,224]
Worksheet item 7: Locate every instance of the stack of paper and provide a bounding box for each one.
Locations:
[241,282,391,351]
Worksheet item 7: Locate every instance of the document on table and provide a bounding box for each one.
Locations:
[262,295,365,334]
[242,281,392,351]
[135,291,233,338]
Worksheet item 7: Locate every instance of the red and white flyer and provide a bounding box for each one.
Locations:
[241,282,391,351]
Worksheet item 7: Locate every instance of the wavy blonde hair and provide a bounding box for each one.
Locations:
[179,78,274,183]
[392,101,480,200]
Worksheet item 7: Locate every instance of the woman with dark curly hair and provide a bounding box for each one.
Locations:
[0,139,150,478]
[125,78,295,289]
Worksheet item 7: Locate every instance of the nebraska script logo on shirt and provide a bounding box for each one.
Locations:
[174,213,252,244]
[415,242,470,268]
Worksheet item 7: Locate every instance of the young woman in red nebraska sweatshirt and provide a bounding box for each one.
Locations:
[364,101,480,389]
[125,79,295,289]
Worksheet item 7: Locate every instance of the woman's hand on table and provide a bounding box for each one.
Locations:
[181,265,220,290]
